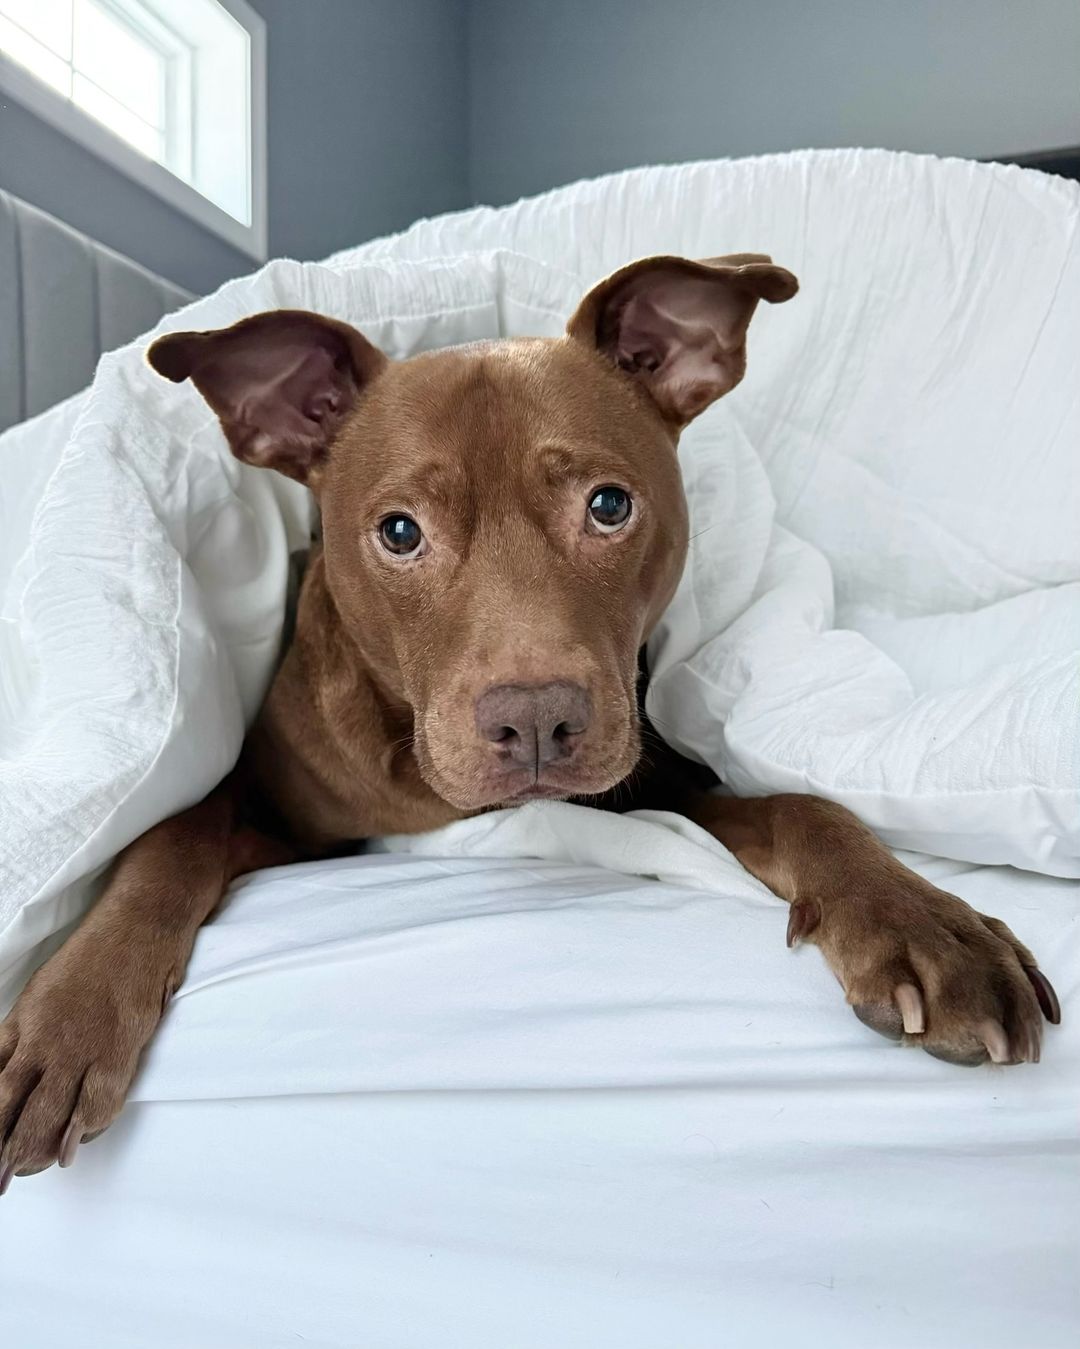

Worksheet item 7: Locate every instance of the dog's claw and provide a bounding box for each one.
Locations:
[0,1162,13,1196]
[786,898,821,949]
[978,1019,1012,1065]
[894,982,925,1035]
[1025,967,1061,1025]
[59,1118,81,1169]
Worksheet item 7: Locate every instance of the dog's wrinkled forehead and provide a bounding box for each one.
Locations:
[337,337,666,495]
[369,337,623,431]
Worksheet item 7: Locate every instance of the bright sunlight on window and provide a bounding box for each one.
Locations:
[0,0,264,254]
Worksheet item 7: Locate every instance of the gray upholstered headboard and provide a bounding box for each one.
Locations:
[0,189,192,433]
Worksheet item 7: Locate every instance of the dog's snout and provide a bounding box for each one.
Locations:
[476,681,591,769]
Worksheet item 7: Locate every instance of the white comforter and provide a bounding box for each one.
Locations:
[1,149,1078,1346]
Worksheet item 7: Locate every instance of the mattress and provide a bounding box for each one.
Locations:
[1,848,1076,1348]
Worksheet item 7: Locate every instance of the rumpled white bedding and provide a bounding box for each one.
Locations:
[3,149,1079,1000]
[1,836,1077,1348]
[1,149,1079,1346]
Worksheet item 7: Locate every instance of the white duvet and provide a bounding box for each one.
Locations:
[0,149,1078,1347]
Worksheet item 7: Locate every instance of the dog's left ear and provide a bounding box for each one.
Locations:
[567,254,798,425]
[147,309,387,487]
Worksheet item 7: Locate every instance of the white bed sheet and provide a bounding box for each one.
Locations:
[1,843,1076,1348]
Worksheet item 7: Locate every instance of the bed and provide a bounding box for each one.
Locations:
[0,155,1078,1348]
[0,188,191,434]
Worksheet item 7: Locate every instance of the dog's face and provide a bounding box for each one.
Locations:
[149,255,796,811]
[317,334,687,808]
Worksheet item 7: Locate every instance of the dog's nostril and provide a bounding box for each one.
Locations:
[475,682,592,769]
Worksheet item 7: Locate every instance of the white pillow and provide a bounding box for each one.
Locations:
[0,250,582,1003]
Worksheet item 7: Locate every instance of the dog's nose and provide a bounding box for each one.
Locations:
[475,681,591,770]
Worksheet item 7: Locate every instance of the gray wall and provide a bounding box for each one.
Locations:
[253,0,468,265]
[467,0,1080,205]
[0,0,469,293]
[2,1,1078,290]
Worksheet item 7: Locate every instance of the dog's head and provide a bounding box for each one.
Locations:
[149,254,796,812]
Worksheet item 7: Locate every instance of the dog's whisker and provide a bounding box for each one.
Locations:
[687,521,724,546]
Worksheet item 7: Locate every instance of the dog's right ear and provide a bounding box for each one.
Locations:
[567,254,797,426]
[147,310,386,487]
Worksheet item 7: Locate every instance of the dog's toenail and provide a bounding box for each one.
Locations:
[785,898,820,949]
[894,983,925,1035]
[977,1019,1011,1064]
[59,1118,81,1168]
[1024,967,1061,1025]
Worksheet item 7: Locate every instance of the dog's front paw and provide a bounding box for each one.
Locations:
[0,935,175,1191]
[786,878,1061,1065]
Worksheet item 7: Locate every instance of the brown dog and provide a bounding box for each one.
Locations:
[0,255,1060,1191]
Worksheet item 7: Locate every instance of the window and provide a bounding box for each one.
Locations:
[0,0,266,258]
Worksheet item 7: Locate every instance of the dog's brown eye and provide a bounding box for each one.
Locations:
[378,514,424,557]
[587,485,632,534]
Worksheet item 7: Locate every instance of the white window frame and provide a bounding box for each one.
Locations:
[0,0,267,260]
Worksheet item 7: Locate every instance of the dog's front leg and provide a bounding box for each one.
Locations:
[685,792,1060,1065]
[0,779,290,1188]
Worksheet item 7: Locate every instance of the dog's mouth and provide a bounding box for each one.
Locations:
[436,735,641,812]
[500,779,575,804]
[416,731,639,814]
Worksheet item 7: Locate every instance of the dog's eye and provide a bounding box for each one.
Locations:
[587,485,632,534]
[378,514,425,557]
